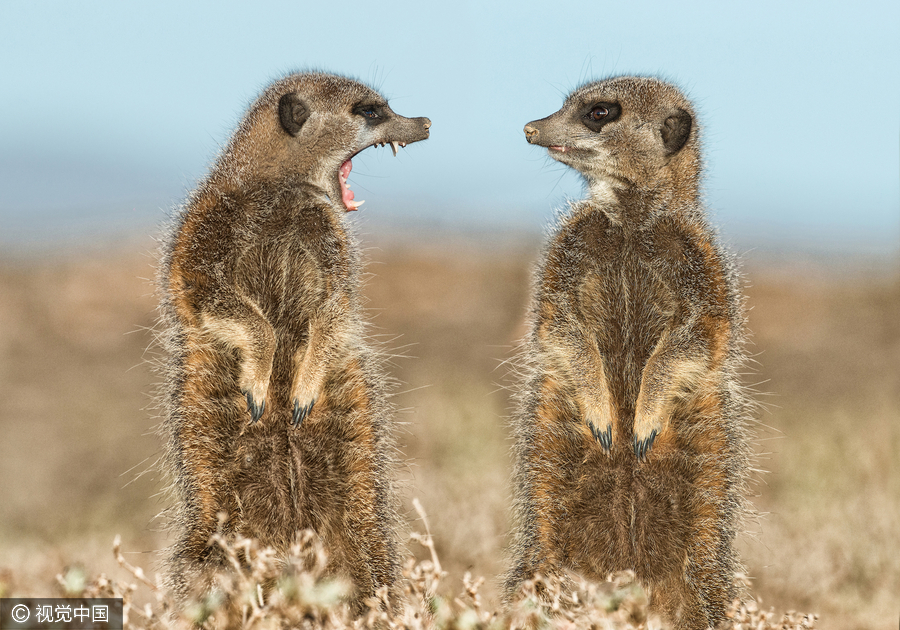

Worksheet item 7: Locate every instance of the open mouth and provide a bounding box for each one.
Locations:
[338,141,409,212]
[549,145,570,153]
[338,159,360,211]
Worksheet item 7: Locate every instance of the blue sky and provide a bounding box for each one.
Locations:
[1,0,898,254]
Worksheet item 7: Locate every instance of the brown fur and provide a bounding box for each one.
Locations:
[505,76,752,629]
[156,72,430,610]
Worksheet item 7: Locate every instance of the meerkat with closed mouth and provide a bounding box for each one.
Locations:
[505,76,752,630]
[157,71,430,610]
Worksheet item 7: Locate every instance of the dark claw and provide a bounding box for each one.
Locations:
[587,421,613,453]
[243,390,265,424]
[646,428,658,454]
[633,429,658,462]
[292,398,316,428]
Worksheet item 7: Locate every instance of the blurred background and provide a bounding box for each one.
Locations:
[2,0,898,253]
[0,1,897,628]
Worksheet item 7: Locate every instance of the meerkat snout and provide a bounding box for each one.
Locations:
[524,124,538,142]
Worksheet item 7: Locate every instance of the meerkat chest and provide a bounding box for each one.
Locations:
[571,224,679,359]
[577,257,675,344]
[233,210,335,323]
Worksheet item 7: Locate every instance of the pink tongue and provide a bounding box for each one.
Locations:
[340,159,355,210]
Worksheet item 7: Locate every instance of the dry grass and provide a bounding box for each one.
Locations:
[0,231,896,628]
[48,517,817,630]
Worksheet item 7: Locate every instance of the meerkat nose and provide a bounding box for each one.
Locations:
[524,125,538,142]
[423,120,432,129]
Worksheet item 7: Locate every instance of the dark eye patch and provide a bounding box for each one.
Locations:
[353,102,388,126]
[581,101,621,132]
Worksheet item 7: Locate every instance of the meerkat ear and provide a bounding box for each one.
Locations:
[661,109,692,155]
[279,93,310,136]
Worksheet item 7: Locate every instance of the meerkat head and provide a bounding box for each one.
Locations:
[524,76,698,203]
[222,72,431,211]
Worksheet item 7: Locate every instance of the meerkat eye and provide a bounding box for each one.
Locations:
[354,103,382,120]
[582,102,621,131]
[353,103,388,126]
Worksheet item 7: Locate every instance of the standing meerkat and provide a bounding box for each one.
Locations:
[505,76,752,629]
[156,72,430,609]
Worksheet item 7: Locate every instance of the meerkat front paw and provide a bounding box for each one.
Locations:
[240,378,269,424]
[200,311,275,424]
[633,429,658,461]
[291,396,316,428]
[580,395,616,453]
[587,419,613,451]
[632,410,664,461]
[290,377,321,428]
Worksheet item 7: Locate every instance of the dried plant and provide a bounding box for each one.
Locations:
[32,500,817,630]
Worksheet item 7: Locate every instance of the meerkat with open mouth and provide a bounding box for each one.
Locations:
[158,71,430,611]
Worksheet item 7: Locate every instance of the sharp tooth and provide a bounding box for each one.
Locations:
[390,141,399,157]
[400,142,407,147]
[354,200,365,208]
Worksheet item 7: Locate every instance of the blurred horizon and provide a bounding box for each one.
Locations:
[1,0,898,257]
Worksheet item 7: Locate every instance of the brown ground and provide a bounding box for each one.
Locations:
[0,231,897,629]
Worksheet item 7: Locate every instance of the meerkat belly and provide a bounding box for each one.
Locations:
[576,257,675,422]
[569,258,690,580]
[230,234,379,539]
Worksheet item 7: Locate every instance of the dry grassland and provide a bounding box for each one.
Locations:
[0,232,896,628]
